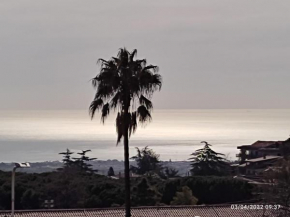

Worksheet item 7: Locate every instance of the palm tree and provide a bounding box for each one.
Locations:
[89,48,162,217]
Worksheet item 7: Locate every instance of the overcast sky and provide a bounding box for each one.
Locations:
[1,1,290,109]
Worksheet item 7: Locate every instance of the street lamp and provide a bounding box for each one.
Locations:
[12,162,30,217]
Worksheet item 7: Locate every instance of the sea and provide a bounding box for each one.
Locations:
[0,109,289,162]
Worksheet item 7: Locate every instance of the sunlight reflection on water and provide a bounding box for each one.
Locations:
[0,109,289,162]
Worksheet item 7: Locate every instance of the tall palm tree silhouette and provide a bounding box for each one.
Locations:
[89,48,162,217]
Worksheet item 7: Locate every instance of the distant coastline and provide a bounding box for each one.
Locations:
[0,160,192,176]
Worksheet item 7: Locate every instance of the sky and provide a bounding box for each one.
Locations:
[0,0,290,110]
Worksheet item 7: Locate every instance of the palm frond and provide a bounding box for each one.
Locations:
[97,58,110,68]
[130,49,137,62]
[101,103,110,123]
[143,65,159,73]
[139,71,162,94]
[116,112,123,145]
[151,74,162,90]
[110,91,121,110]
[135,59,147,67]
[118,48,129,67]
[139,95,153,110]
[91,77,98,88]
[129,111,137,136]
[96,85,114,99]
[137,105,152,123]
[89,98,103,119]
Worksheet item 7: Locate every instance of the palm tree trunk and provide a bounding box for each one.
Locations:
[123,112,131,217]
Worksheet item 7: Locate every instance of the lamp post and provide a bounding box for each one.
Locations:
[12,162,30,217]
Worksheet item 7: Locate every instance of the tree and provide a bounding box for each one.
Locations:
[89,48,162,217]
[108,167,115,176]
[131,178,157,206]
[73,150,97,174]
[59,149,74,171]
[170,186,198,205]
[131,146,162,175]
[20,189,40,209]
[189,141,230,176]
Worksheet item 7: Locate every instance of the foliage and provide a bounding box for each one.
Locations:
[59,149,97,174]
[189,141,230,176]
[107,167,115,176]
[170,186,198,205]
[73,150,97,174]
[158,176,253,205]
[59,149,74,168]
[130,146,162,175]
[182,176,253,204]
[131,178,158,206]
[20,189,40,209]
[263,159,290,207]
[0,170,254,209]
[89,48,162,144]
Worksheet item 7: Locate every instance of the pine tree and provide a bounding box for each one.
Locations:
[189,141,230,176]
[73,150,98,173]
[59,149,74,171]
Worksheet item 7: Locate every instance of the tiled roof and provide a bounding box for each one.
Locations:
[0,205,288,217]
[251,141,282,148]
[238,141,283,149]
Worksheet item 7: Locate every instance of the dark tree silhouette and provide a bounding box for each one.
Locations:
[131,146,162,175]
[73,150,97,174]
[89,48,162,217]
[107,167,115,176]
[59,149,74,172]
[189,141,230,176]
[131,178,157,206]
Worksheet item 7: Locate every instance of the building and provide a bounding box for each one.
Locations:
[238,155,282,176]
[237,141,283,164]
[233,140,285,184]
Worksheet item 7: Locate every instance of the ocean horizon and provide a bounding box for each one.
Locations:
[0,109,289,163]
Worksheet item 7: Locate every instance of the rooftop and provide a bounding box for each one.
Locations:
[238,140,283,150]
